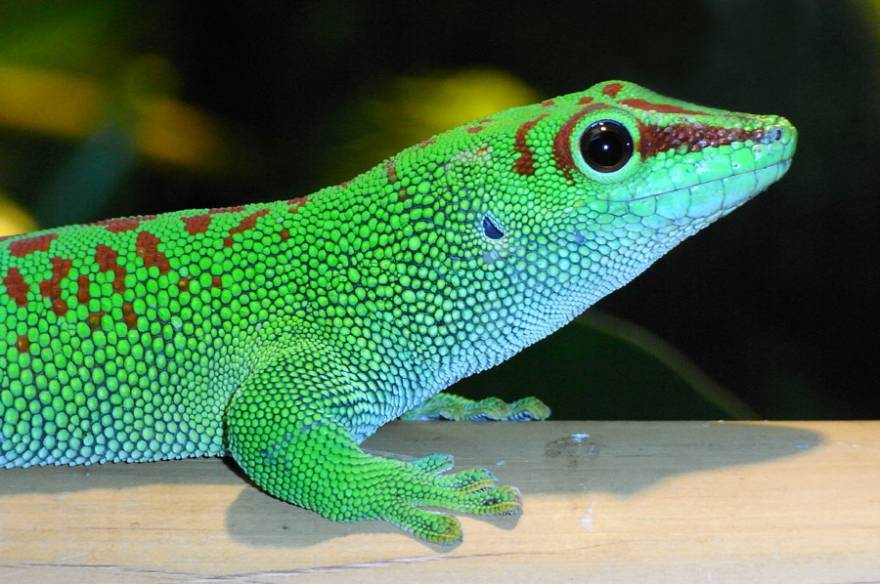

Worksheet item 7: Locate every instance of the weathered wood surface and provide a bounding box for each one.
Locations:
[1,421,878,583]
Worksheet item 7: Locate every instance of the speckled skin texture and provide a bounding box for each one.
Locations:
[0,81,797,543]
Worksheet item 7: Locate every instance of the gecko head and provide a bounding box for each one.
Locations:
[429,80,797,333]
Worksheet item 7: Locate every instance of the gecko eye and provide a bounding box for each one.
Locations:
[481,215,505,239]
[580,120,633,173]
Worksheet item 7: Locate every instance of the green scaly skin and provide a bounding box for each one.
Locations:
[0,81,796,544]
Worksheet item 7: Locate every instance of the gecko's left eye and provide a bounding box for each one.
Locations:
[481,215,505,240]
[580,120,633,173]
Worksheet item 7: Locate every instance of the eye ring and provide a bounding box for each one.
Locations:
[579,120,633,173]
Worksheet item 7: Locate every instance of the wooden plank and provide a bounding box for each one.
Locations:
[1,421,878,583]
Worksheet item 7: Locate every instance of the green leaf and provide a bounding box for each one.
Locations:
[449,311,756,420]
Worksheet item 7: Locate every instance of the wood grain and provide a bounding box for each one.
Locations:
[1,421,878,583]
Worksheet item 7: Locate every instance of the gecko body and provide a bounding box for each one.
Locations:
[0,81,796,543]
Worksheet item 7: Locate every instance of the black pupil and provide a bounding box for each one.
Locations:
[580,121,633,172]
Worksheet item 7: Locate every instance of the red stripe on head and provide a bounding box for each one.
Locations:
[602,83,624,98]
[513,114,548,176]
[553,103,609,181]
[638,122,766,159]
[619,98,709,116]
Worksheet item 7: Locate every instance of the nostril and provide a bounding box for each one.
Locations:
[765,126,785,143]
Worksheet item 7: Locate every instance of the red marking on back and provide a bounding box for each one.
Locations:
[619,98,708,116]
[637,122,766,160]
[95,245,126,293]
[467,125,486,134]
[224,209,271,247]
[602,83,624,98]
[77,275,90,304]
[39,257,73,316]
[418,138,436,148]
[178,278,190,292]
[88,312,105,331]
[182,214,211,235]
[136,231,171,274]
[385,159,399,184]
[513,114,548,176]
[210,206,246,215]
[95,215,156,233]
[122,301,138,329]
[577,96,594,105]
[279,229,290,241]
[552,102,610,181]
[288,197,307,213]
[212,276,222,288]
[541,99,556,107]
[4,268,29,307]
[8,233,57,258]
[16,335,30,353]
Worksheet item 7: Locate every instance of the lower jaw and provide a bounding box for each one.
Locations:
[631,158,793,223]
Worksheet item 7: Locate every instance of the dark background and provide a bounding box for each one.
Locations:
[0,0,877,419]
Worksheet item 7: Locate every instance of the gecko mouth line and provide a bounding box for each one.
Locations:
[629,157,793,204]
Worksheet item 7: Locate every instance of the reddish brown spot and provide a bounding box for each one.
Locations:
[384,159,399,184]
[224,208,270,247]
[4,267,29,307]
[602,83,624,98]
[288,197,307,213]
[339,180,352,188]
[541,99,556,107]
[76,275,90,304]
[638,122,766,160]
[122,301,138,329]
[398,192,412,203]
[619,98,708,116]
[212,276,222,288]
[577,96,594,105]
[95,215,156,233]
[513,113,548,176]
[553,102,610,181]
[136,231,171,274]
[87,312,105,331]
[417,138,436,148]
[95,245,126,293]
[178,278,190,292]
[479,118,493,123]
[39,257,72,316]
[467,125,486,134]
[279,229,290,241]
[209,205,246,215]
[182,214,212,235]
[8,233,57,258]
[16,335,30,353]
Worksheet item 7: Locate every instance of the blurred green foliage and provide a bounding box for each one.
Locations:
[0,0,877,419]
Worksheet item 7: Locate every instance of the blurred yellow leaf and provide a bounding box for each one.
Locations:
[0,193,38,237]
[0,63,238,175]
[327,68,539,182]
